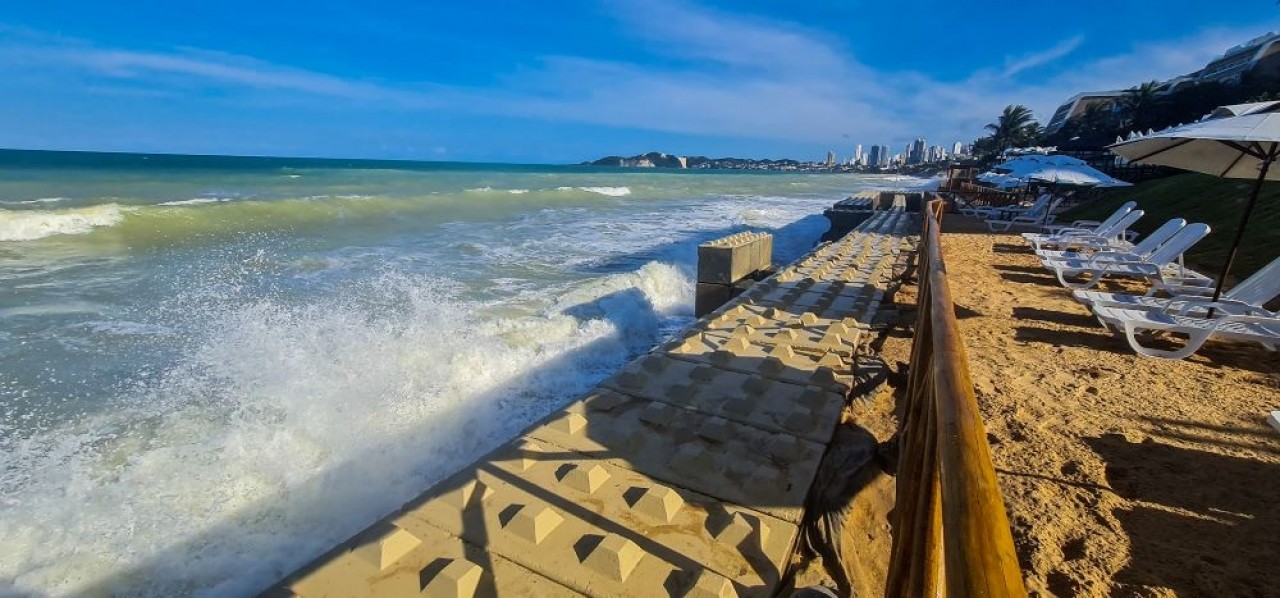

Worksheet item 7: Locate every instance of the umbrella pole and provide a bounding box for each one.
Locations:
[1210,152,1274,306]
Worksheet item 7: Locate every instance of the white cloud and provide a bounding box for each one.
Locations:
[1003,35,1085,77]
[0,8,1276,153]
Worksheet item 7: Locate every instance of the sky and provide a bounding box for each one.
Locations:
[1,1,1278,163]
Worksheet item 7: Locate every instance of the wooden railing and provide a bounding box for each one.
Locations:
[886,199,1027,597]
[938,180,1025,210]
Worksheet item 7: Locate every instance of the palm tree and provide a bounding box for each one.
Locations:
[983,104,1039,156]
[1121,80,1163,132]
[1079,102,1119,135]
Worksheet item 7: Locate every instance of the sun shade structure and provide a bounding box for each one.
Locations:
[1110,100,1280,306]
[978,154,1132,188]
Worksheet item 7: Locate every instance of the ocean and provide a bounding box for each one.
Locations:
[0,149,921,596]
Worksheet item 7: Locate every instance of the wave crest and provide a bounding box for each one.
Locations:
[0,204,127,241]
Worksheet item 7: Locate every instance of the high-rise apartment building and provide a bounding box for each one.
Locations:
[908,138,927,165]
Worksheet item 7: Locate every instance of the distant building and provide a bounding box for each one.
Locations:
[1046,32,1280,135]
[1044,91,1127,135]
[908,138,927,164]
[853,144,864,164]
[952,141,964,156]
[1194,32,1280,85]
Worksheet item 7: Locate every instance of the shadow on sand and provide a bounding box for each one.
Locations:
[1085,433,1279,596]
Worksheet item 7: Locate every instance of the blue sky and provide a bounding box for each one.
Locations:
[1,1,1278,163]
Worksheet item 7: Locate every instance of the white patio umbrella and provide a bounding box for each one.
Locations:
[981,154,1132,188]
[1109,100,1280,305]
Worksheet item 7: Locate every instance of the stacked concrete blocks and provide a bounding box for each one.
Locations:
[695,231,774,317]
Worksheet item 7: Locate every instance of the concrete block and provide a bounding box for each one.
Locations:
[279,519,579,598]
[1269,410,1280,435]
[661,330,853,394]
[526,389,822,523]
[395,436,799,597]
[697,232,772,284]
[602,354,842,441]
[695,282,733,318]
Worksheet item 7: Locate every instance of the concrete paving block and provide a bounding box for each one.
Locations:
[481,438,799,595]
[526,389,823,523]
[661,331,852,394]
[395,468,679,597]
[601,354,844,441]
[696,304,863,355]
[279,516,580,598]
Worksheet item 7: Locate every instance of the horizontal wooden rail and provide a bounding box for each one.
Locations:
[886,198,1027,597]
[938,180,1026,211]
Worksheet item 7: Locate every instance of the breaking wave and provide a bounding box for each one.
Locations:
[0,204,128,241]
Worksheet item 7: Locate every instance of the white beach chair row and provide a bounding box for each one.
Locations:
[1018,202,1280,360]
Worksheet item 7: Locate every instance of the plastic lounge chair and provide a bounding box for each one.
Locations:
[987,197,1063,232]
[1041,223,1211,290]
[1036,216,1179,262]
[972,193,1050,221]
[1034,201,1138,238]
[1073,253,1280,313]
[1023,201,1137,251]
[1092,304,1280,359]
[1032,210,1153,258]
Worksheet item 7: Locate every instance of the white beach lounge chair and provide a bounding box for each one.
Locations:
[1023,201,1137,251]
[1036,216,1180,262]
[1092,305,1280,359]
[971,193,1050,221]
[1041,223,1211,290]
[1033,201,1138,238]
[1073,253,1280,313]
[987,197,1063,232]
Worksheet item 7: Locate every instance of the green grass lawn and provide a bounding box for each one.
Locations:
[1059,173,1280,282]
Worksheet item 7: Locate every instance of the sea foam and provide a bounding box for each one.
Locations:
[557,186,632,197]
[0,204,127,241]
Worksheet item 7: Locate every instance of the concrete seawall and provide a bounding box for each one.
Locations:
[266,196,919,597]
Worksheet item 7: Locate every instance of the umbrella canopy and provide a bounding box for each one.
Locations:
[1109,101,1280,306]
[1208,100,1280,118]
[979,154,1132,188]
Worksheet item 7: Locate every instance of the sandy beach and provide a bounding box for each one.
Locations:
[870,218,1279,596]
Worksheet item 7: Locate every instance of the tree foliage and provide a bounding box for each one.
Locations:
[973,104,1043,162]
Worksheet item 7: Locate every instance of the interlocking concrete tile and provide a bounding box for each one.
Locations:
[526,389,824,523]
[483,438,798,594]
[601,354,842,441]
[395,469,680,597]
[278,517,580,598]
[661,330,853,393]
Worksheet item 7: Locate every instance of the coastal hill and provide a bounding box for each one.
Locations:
[586,151,803,170]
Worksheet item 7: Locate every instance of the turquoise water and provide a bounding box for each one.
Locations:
[0,150,921,596]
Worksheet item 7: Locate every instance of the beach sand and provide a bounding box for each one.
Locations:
[866,218,1280,596]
